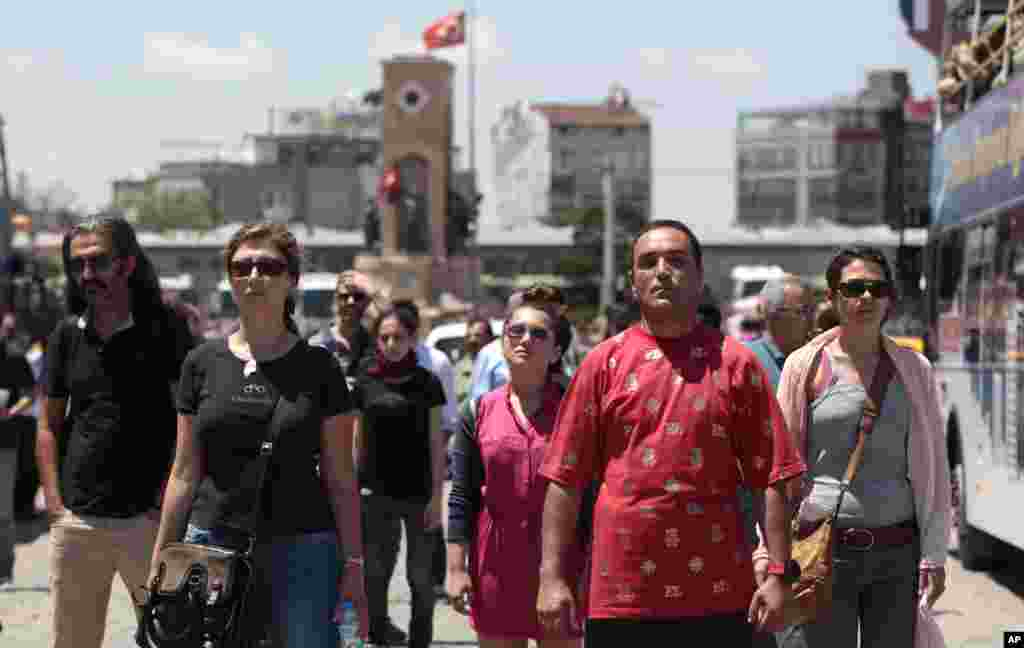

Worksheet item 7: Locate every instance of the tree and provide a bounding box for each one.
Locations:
[548,200,647,281]
[117,183,224,232]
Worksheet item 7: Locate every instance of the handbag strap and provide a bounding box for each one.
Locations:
[251,394,288,512]
[830,348,896,521]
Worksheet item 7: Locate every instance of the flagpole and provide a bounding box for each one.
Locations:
[467,0,477,180]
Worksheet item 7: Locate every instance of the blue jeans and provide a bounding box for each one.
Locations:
[185,525,340,648]
[777,533,920,648]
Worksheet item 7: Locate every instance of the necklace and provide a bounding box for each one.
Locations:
[231,332,293,377]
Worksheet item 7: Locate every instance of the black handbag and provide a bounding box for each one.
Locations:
[136,396,287,648]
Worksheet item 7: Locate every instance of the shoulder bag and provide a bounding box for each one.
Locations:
[785,349,895,627]
[136,395,288,648]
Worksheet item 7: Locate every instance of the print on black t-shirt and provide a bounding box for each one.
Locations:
[352,366,446,499]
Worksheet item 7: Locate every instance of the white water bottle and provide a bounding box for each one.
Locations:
[337,601,364,648]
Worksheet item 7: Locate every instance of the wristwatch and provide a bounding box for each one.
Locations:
[765,560,801,583]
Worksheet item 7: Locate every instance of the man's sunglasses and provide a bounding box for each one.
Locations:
[336,291,368,304]
[837,279,894,299]
[228,257,289,278]
[505,322,551,342]
[68,254,116,276]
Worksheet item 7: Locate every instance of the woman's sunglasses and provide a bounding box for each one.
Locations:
[837,279,894,299]
[229,257,289,278]
[505,322,551,342]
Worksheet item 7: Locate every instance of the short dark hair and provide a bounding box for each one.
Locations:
[370,305,419,339]
[825,246,894,292]
[391,299,420,330]
[630,220,703,270]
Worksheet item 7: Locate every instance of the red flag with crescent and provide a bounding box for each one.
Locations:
[423,11,466,50]
[378,167,400,207]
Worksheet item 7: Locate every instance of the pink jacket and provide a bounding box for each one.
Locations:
[756,327,951,569]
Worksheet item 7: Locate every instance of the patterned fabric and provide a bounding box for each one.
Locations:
[540,323,805,619]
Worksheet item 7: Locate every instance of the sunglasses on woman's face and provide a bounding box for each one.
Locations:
[837,279,894,299]
[504,322,550,342]
[229,257,289,278]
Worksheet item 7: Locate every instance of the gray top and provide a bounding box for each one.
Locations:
[804,372,916,528]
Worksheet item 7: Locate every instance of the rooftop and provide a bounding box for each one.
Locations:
[532,103,650,128]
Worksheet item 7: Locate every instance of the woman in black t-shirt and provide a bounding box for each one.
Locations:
[149,223,367,648]
[353,304,446,648]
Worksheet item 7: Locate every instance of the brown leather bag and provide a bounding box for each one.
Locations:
[137,396,286,648]
[785,350,895,627]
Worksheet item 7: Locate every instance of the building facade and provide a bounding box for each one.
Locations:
[492,85,652,230]
[736,69,933,228]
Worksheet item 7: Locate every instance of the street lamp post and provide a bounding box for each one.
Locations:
[0,114,12,261]
[600,154,617,313]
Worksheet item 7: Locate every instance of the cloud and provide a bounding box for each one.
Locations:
[637,47,672,69]
[368,15,506,67]
[5,53,34,74]
[143,33,278,81]
[688,48,765,80]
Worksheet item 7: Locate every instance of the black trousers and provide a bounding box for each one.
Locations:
[586,612,754,647]
[362,494,437,648]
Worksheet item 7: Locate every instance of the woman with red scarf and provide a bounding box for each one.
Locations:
[352,304,447,648]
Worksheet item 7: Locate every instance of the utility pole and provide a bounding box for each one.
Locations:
[600,154,616,313]
[0,114,11,262]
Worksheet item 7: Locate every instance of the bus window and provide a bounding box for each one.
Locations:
[303,288,334,320]
[220,290,239,319]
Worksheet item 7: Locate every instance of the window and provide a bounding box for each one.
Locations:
[807,142,833,170]
[559,148,576,171]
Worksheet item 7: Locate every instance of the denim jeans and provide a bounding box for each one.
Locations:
[777,533,920,648]
[185,525,340,648]
[361,494,436,648]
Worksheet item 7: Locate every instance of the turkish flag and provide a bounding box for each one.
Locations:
[378,167,400,207]
[423,11,466,50]
[899,0,968,58]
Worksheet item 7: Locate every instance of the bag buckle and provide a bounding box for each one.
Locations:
[260,441,273,456]
[842,527,875,551]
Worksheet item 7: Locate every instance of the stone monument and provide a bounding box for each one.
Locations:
[355,55,454,306]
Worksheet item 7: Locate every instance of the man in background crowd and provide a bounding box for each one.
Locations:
[309,270,376,388]
[455,317,493,409]
[0,311,37,584]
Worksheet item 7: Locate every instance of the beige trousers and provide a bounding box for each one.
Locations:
[48,508,159,648]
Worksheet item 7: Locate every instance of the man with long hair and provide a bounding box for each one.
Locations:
[36,216,195,648]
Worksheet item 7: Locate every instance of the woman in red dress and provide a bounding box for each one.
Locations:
[446,285,585,648]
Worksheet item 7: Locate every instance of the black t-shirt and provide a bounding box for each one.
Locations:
[352,366,446,499]
[45,308,194,517]
[0,346,36,450]
[177,339,352,536]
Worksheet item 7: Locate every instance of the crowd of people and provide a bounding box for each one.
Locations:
[0,214,950,648]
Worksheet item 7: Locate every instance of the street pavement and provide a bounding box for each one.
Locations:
[4,516,1024,647]
[0,514,479,647]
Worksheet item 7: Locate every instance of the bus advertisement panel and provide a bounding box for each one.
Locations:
[930,71,1024,569]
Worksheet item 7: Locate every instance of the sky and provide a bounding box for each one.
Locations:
[0,1,938,235]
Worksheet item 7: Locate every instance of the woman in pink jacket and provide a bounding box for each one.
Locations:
[765,246,950,648]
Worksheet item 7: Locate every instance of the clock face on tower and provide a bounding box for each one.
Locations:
[396,80,432,115]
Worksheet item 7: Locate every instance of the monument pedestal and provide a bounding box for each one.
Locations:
[354,253,482,331]
[354,253,434,304]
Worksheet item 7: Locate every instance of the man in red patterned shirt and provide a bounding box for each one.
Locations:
[536,220,806,646]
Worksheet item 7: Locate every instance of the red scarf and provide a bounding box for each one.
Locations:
[367,349,418,379]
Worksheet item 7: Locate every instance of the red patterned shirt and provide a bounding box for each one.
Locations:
[539,323,805,619]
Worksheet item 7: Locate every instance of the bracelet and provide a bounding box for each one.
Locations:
[345,556,365,567]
